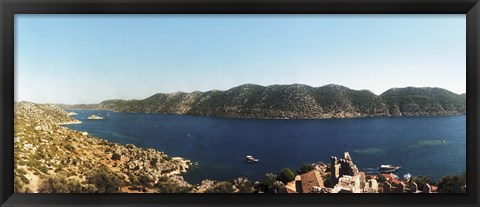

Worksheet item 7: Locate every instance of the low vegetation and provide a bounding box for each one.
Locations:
[14,102,191,193]
[61,84,466,119]
[14,101,466,194]
[437,172,466,193]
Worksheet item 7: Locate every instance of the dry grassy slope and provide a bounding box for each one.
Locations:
[14,102,192,193]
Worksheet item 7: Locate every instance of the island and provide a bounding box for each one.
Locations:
[59,83,466,119]
[87,115,104,120]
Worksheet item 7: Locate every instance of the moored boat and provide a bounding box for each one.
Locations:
[379,164,400,172]
[246,155,259,163]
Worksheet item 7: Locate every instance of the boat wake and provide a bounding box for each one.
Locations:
[187,133,197,139]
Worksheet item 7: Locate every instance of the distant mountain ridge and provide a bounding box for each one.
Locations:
[60,84,466,119]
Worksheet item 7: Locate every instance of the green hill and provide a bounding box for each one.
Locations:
[60,84,465,119]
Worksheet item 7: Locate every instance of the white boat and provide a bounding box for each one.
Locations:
[379,165,400,172]
[246,155,259,163]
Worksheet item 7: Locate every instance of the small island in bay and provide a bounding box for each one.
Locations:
[87,115,104,120]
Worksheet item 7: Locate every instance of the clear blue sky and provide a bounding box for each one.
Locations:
[15,14,466,104]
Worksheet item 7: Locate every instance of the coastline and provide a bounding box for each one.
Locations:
[14,102,193,193]
[14,102,466,193]
[64,108,465,120]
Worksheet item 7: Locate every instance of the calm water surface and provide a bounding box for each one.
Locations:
[66,110,466,184]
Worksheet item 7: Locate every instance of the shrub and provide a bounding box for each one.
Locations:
[155,176,190,193]
[66,171,77,177]
[14,176,25,193]
[65,144,75,152]
[138,174,155,188]
[264,173,278,186]
[299,163,315,174]
[437,172,466,193]
[16,167,27,175]
[38,166,49,174]
[150,158,158,166]
[254,173,278,193]
[38,175,83,193]
[111,153,121,161]
[234,177,254,193]
[86,168,125,193]
[279,168,296,184]
[19,175,30,184]
[205,181,235,193]
[269,181,287,193]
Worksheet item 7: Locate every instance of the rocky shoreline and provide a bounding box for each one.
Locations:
[14,101,466,194]
[14,101,192,193]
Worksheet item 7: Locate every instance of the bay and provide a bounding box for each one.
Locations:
[65,110,466,184]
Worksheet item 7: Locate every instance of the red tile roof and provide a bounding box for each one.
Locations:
[300,171,323,193]
[382,173,401,185]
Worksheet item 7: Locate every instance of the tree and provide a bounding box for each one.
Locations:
[279,168,296,184]
[269,181,287,193]
[86,168,125,193]
[234,177,254,193]
[254,173,278,193]
[205,181,235,193]
[264,173,278,186]
[155,176,190,193]
[38,174,83,193]
[299,163,315,174]
[437,173,466,193]
[111,153,121,161]
[138,174,155,188]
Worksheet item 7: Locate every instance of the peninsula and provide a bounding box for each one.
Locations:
[14,102,192,193]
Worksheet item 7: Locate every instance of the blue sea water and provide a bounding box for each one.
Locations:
[65,110,466,184]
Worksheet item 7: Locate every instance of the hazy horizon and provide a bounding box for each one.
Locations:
[15,14,466,104]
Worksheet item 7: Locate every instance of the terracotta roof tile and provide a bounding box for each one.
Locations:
[300,171,323,193]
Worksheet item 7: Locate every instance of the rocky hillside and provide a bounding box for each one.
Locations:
[14,102,192,193]
[61,84,466,119]
[381,87,466,116]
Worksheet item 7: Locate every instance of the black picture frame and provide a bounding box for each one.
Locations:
[1,0,479,206]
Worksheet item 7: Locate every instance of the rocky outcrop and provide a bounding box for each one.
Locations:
[14,102,192,193]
